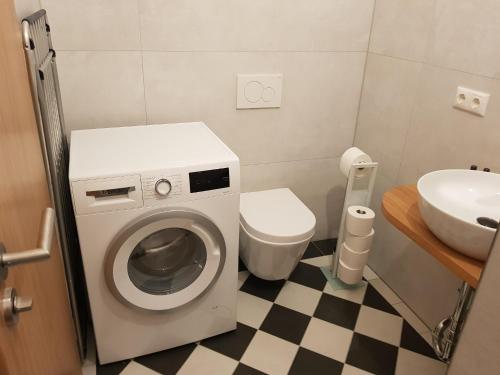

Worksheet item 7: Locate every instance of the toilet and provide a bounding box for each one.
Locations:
[239,188,316,280]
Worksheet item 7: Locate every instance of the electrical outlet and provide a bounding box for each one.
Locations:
[453,86,490,117]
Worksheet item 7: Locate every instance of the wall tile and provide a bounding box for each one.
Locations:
[369,0,435,62]
[425,0,500,78]
[362,61,500,328]
[143,51,365,164]
[400,65,500,179]
[57,52,146,134]
[448,236,500,375]
[367,174,462,327]
[14,0,40,19]
[241,158,346,240]
[41,0,141,50]
[139,0,374,52]
[354,53,422,181]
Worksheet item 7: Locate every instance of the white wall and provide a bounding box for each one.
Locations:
[354,0,500,328]
[34,0,375,240]
[448,232,500,375]
[13,0,40,19]
[15,0,500,343]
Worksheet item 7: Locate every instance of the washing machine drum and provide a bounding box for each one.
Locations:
[106,210,226,311]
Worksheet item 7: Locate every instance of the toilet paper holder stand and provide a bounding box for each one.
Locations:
[330,161,378,288]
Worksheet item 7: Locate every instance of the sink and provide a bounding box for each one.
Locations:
[417,169,500,261]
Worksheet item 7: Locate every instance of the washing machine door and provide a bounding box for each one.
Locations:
[106,209,226,311]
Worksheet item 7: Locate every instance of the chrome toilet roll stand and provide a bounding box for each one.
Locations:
[327,161,378,290]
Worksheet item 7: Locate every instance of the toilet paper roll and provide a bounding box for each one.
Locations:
[340,242,370,269]
[340,147,372,178]
[346,205,375,236]
[345,228,375,253]
[338,260,363,285]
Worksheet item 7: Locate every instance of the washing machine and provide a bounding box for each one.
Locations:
[69,122,240,364]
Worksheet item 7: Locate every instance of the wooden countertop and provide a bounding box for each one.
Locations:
[382,185,484,288]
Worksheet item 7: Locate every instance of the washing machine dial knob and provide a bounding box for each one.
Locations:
[155,179,172,196]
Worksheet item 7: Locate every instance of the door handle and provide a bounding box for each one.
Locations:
[2,287,33,326]
[0,207,55,281]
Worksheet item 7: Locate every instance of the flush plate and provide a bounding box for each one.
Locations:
[236,74,282,109]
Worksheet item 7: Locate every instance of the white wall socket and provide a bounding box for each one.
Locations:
[236,74,282,109]
[453,86,490,117]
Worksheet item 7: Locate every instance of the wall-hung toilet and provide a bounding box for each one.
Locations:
[239,188,316,280]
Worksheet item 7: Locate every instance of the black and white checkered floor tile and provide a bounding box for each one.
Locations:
[84,240,447,375]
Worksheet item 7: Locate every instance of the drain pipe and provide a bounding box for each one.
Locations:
[432,282,475,362]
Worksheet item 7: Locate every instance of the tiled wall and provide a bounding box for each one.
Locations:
[19,0,375,240]
[15,0,500,332]
[448,234,500,374]
[354,0,500,328]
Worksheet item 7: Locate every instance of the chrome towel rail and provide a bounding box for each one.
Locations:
[22,9,87,361]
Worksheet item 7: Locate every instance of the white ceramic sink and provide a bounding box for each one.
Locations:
[417,169,500,261]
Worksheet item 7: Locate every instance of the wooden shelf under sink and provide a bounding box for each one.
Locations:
[382,185,484,288]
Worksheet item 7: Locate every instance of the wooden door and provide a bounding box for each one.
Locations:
[0,0,81,374]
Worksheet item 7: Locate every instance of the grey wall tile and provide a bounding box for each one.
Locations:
[41,0,141,50]
[143,51,365,165]
[425,0,500,78]
[400,65,500,177]
[354,53,422,181]
[241,158,346,240]
[449,235,500,375]
[139,0,374,52]
[58,52,147,133]
[369,0,435,62]
[14,0,40,19]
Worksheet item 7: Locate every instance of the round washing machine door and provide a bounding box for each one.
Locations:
[106,209,226,311]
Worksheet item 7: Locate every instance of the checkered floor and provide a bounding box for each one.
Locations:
[84,239,448,375]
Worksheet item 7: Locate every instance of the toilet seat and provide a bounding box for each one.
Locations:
[240,188,316,243]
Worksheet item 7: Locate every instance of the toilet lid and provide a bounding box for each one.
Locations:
[240,188,316,243]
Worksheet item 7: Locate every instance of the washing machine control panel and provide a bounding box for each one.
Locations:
[142,174,182,205]
[189,167,230,193]
[141,165,235,207]
[154,179,172,196]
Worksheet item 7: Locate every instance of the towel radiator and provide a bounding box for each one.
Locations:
[22,9,87,360]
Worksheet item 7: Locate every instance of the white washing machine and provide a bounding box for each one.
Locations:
[69,122,240,364]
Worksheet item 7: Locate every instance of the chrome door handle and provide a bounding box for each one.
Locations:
[2,287,33,326]
[0,207,55,280]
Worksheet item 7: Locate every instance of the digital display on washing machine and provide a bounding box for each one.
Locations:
[189,168,230,193]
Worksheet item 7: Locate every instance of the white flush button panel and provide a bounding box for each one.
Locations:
[453,86,490,117]
[237,74,282,109]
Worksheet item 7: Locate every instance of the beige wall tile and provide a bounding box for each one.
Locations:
[143,51,365,164]
[358,0,500,326]
[369,0,436,62]
[369,216,462,327]
[365,172,462,328]
[425,0,500,78]
[449,235,500,375]
[354,53,422,181]
[41,0,371,243]
[400,65,500,177]
[14,0,40,19]
[241,158,346,240]
[139,0,374,52]
[57,52,147,133]
[41,0,141,50]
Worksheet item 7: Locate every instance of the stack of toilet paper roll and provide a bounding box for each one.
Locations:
[338,205,375,285]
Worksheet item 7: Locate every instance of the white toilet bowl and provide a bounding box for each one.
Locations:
[239,188,316,280]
